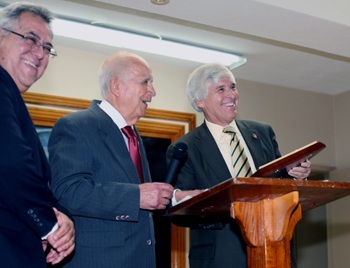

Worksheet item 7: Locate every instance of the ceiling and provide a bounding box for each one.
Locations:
[1,0,350,95]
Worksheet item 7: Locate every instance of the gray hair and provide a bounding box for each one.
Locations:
[98,51,149,99]
[186,63,235,112]
[0,2,54,35]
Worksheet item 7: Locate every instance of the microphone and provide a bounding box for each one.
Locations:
[165,141,188,185]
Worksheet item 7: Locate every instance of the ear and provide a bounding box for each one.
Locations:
[0,28,5,42]
[110,78,120,97]
[195,99,204,109]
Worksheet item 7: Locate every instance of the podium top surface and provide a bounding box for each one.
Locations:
[168,177,350,217]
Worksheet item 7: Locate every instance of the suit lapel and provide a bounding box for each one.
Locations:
[195,124,231,182]
[236,120,266,170]
[90,102,141,183]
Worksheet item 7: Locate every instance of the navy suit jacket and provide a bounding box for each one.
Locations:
[49,100,156,268]
[168,120,291,268]
[0,66,61,267]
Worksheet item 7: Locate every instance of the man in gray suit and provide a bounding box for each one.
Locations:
[167,63,311,268]
[49,51,174,267]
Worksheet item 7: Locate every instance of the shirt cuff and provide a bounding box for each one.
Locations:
[172,189,195,206]
[41,222,58,240]
[172,189,184,206]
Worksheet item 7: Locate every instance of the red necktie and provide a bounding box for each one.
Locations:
[122,126,144,183]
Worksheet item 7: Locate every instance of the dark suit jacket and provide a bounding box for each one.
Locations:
[0,66,60,267]
[48,100,156,268]
[168,120,291,268]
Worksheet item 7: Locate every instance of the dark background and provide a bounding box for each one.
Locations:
[142,137,172,268]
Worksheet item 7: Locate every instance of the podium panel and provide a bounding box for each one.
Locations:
[169,178,350,268]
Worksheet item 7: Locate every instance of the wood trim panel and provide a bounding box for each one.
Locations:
[23,92,196,129]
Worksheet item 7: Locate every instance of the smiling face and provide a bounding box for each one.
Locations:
[114,57,156,125]
[0,12,52,92]
[196,75,239,126]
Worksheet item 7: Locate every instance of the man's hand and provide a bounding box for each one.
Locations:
[46,208,75,264]
[287,160,311,180]
[175,189,206,203]
[139,182,174,210]
[42,240,48,252]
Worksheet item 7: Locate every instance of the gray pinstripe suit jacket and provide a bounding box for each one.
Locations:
[49,100,156,268]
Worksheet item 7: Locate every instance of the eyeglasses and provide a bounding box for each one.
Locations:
[2,28,57,58]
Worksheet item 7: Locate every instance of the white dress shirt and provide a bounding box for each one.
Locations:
[99,100,130,147]
[205,119,257,177]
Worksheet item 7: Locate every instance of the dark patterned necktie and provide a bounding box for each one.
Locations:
[223,126,252,178]
[122,126,144,183]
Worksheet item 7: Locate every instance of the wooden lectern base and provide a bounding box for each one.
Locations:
[232,191,302,268]
[168,178,350,268]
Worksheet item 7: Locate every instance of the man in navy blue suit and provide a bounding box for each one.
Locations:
[168,63,311,268]
[0,2,75,267]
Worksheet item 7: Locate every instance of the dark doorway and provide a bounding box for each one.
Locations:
[142,136,172,268]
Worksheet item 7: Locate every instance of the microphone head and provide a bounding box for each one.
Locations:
[172,141,188,160]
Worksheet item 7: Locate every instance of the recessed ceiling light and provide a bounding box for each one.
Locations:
[151,0,170,5]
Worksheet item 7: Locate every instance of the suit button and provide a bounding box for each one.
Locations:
[147,239,152,246]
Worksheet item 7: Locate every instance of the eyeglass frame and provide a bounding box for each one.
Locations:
[1,27,57,58]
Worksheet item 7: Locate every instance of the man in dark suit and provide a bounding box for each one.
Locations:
[48,51,174,267]
[0,2,75,267]
[167,63,311,267]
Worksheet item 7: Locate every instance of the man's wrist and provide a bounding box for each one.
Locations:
[41,222,58,240]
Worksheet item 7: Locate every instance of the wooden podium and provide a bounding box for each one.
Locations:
[168,177,350,268]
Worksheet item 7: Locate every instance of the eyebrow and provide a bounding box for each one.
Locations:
[141,76,153,83]
[27,31,54,47]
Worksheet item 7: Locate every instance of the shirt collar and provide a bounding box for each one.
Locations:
[99,100,128,129]
[205,119,238,141]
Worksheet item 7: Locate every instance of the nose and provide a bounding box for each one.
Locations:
[32,44,46,59]
[225,88,237,97]
[148,82,156,97]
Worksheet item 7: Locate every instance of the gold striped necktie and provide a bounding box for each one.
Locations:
[223,126,252,178]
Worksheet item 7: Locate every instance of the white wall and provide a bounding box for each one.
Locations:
[237,79,335,167]
[31,44,196,114]
[326,90,350,268]
[333,91,350,169]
